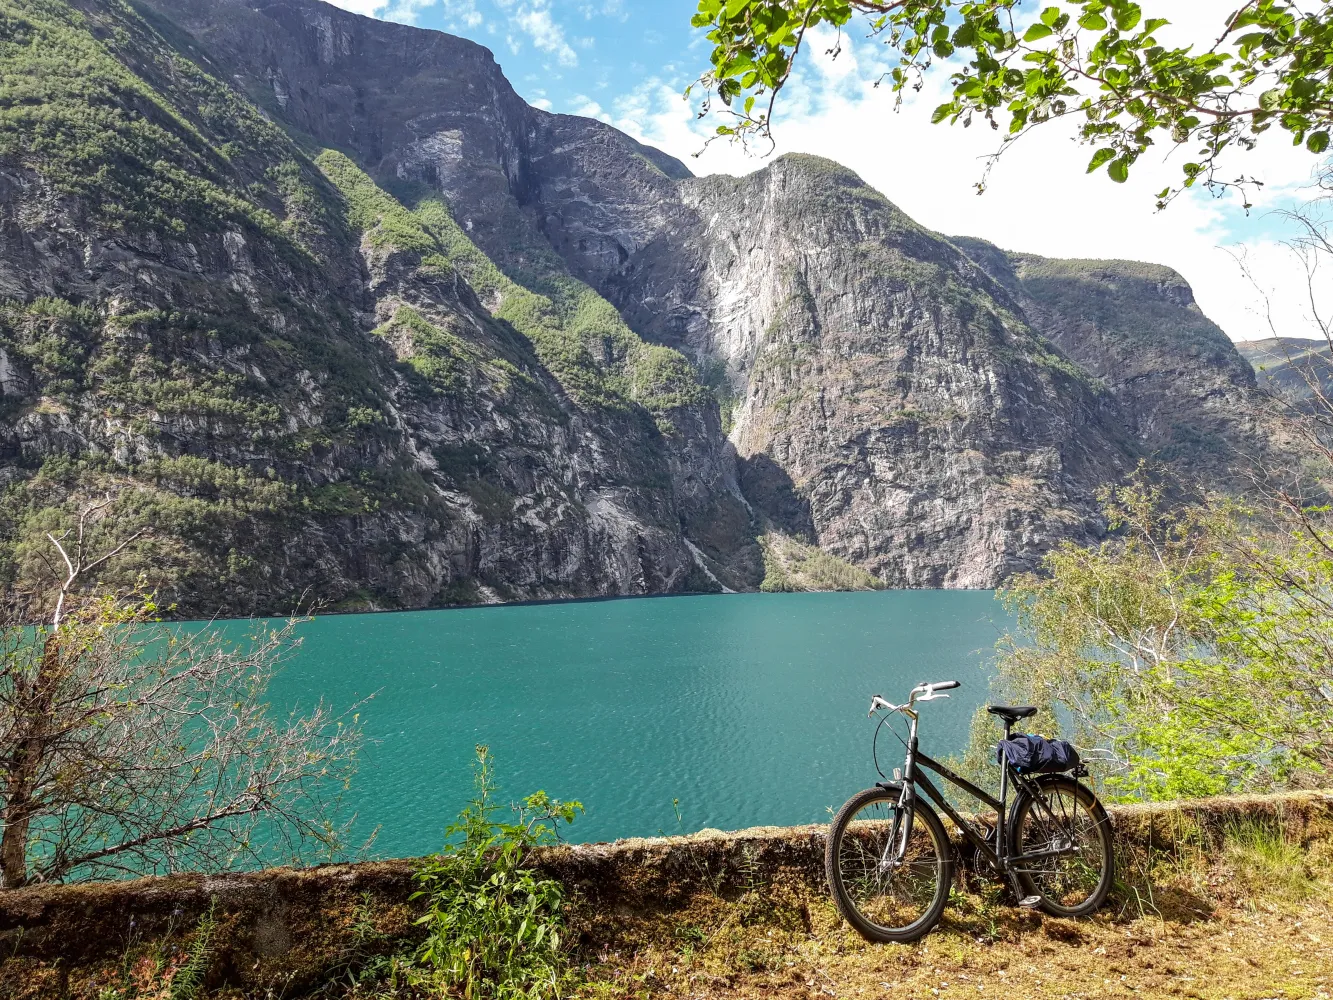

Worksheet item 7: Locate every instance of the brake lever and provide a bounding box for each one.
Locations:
[868,695,895,717]
[916,692,951,703]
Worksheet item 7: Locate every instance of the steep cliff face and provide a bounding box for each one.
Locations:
[594,158,1149,586]
[951,238,1267,476]
[0,0,757,614]
[0,0,1278,610]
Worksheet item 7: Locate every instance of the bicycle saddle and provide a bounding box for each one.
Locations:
[987,705,1038,723]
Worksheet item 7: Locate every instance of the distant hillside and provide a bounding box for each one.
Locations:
[950,238,1269,477]
[1235,337,1333,408]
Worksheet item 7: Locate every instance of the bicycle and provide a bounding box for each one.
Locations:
[825,680,1114,942]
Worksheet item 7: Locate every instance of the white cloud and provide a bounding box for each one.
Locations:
[322,0,438,24]
[494,0,578,67]
[580,0,626,20]
[571,95,611,124]
[440,0,483,29]
[614,22,1330,344]
[321,0,388,15]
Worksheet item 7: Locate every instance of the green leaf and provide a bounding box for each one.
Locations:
[724,0,748,17]
[1024,23,1054,42]
[1259,88,1283,111]
[1078,11,1108,30]
[1086,147,1117,173]
[1114,4,1142,31]
[1040,6,1062,26]
[1143,17,1168,33]
[1307,131,1330,154]
[1108,157,1130,183]
[931,102,954,124]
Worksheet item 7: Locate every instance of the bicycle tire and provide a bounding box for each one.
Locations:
[1007,776,1114,917]
[825,786,954,943]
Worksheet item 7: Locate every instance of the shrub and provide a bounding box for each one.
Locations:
[985,471,1333,801]
[411,746,582,1000]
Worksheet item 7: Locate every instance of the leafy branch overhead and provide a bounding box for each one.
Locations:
[690,0,1333,205]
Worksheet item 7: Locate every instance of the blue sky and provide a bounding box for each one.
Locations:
[327,0,1331,343]
[328,1,703,115]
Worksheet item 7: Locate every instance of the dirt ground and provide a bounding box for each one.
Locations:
[571,831,1333,1000]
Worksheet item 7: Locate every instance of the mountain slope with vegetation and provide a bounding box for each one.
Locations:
[0,0,1287,612]
[951,237,1271,477]
[0,0,757,615]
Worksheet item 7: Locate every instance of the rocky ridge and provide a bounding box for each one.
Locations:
[0,0,1281,612]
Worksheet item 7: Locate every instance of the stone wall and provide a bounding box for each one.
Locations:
[2,790,1330,997]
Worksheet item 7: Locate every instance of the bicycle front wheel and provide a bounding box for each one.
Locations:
[825,787,953,943]
[1008,776,1113,917]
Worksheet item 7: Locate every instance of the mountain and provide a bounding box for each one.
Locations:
[1235,337,1333,409]
[0,0,1280,613]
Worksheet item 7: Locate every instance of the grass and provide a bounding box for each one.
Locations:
[1222,816,1321,904]
[560,813,1333,1000]
[759,531,885,593]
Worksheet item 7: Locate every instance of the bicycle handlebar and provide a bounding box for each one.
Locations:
[868,680,962,716]
[922,680,960,692]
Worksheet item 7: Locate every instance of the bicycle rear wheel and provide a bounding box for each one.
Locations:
[825,787,953,942]
[1007,776,1113,917]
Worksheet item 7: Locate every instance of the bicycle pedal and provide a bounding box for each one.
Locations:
[1018,895,1042,909]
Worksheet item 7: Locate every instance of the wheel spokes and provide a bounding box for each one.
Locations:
[1018,788,1105,907]
[837,802,942,930]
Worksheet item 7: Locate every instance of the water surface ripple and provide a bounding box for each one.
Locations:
[269,591,1008,856]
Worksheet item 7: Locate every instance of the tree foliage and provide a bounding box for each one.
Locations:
[691,0,1333,204]
[989,473,1333,801]
[0,502,364,886]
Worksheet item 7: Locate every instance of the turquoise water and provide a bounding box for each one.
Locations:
[268,591,1008,857]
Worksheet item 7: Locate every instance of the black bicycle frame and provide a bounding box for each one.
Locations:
[896,730,1069,875]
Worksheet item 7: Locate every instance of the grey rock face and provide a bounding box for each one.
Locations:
[951,237,1268,478]
[0,0,1279,612]
[610,157,1139,586]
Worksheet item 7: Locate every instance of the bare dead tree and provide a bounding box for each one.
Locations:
[0,499,365,887]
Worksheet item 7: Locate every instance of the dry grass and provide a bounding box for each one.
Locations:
[569,819,1333,1000]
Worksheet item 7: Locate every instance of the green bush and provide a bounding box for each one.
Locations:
[989,471,1333,801]
[411,746,582,1000]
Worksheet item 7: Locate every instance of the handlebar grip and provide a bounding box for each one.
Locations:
[931,680,961,691]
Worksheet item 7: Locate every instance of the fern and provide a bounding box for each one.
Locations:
[168,901,216,1000]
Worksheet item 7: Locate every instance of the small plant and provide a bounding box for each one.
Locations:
[168,902,217,1000]
[93,902,216,1000]
[411,745,582,1000]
